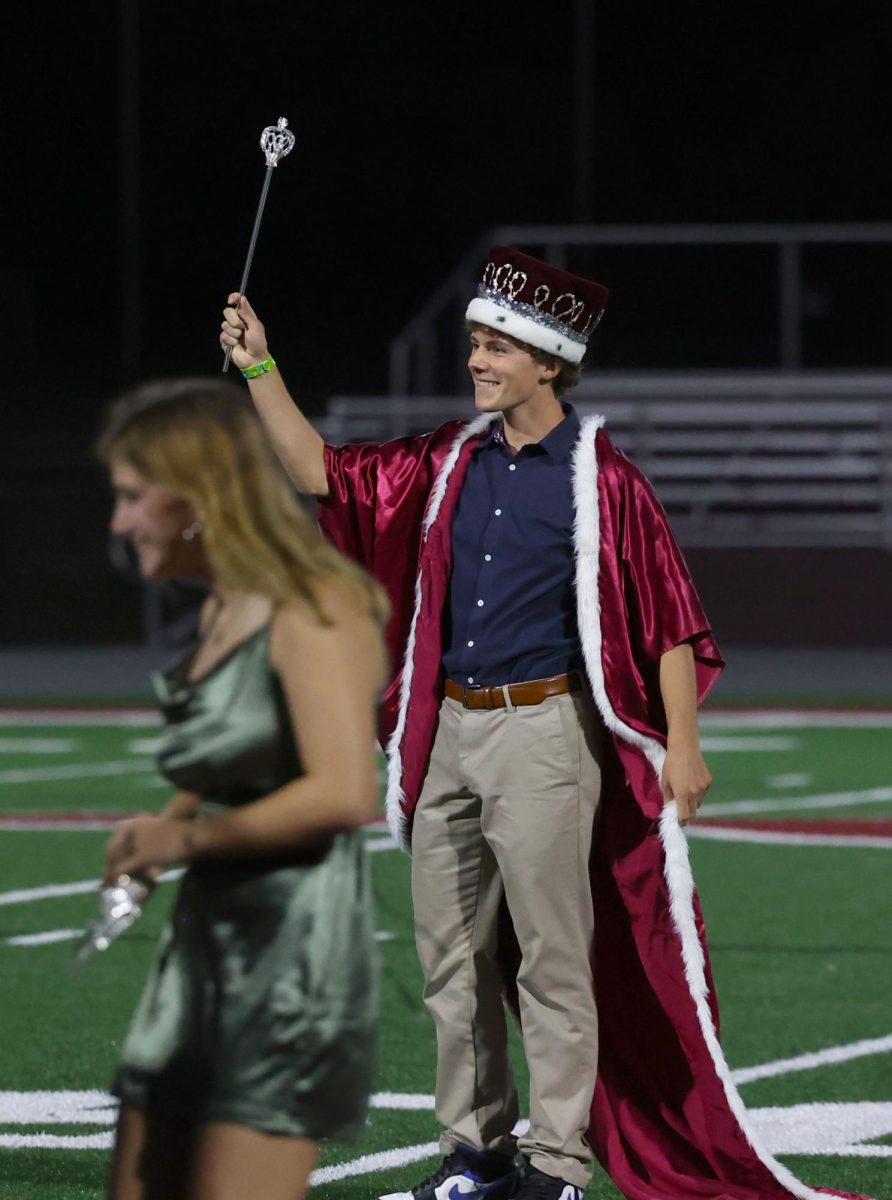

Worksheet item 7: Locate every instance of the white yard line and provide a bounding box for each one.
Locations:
[700,711,892,729]
[5,929,84,947]
[0,1090,115,1123]
[765,773,813,789]
[6,1111,890,1162]
[0,880,100,907]
[0,738,78,754]
[0,1132,114,1149]
[0,870,182,908]
[748,1102,892,1159]
[128,738,162,754]
[1,1034,890,1160]
[688,826,892,849]
[310,1142,440,1185]
[700,737,798,752]
[367,835,399,853]
[0,837,391,908]
[701,785,892,818]
[371,1092,436,1109]
[0,760,155,785]
[732,1034,892,1086]
[7,926,397,948]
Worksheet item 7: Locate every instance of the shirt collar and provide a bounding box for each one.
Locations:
[473,402,579,463]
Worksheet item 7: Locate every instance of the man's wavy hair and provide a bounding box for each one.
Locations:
[466,321,584,397]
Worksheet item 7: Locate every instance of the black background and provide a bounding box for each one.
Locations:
[4,2,892,404]
[2,2,891,645]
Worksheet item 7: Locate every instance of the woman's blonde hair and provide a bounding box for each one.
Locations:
[97,377,389,629]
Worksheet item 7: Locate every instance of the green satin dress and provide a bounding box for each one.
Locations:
[113,625,377,1141]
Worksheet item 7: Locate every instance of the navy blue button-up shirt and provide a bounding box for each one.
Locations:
[442,404,583,686]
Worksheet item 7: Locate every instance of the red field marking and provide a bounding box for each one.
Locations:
[0,812,128,829]
[698,817,892,837]
[0,709,158,726]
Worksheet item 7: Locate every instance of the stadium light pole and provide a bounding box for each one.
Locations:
[119,0,141,378]
[573,0,595,224]
[118,0,158,646]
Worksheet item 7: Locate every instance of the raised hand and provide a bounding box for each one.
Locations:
[220,294,271,371]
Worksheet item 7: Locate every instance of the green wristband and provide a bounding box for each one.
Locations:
[241,356,276,380]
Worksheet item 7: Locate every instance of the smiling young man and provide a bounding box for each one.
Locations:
[218,249,854,1200]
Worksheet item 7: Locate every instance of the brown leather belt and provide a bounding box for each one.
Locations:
[444,672,581,710]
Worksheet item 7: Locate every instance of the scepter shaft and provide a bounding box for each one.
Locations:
[222,164,274,373]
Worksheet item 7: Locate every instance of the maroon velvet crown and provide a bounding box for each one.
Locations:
[465,245,609,363]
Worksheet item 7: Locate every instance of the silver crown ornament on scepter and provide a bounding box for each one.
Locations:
[222,117,296,372]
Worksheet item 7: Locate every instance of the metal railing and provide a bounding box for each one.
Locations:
[320,372,892,549]
[389,224,892,395]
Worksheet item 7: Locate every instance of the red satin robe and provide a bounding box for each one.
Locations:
[318,412,867,1200]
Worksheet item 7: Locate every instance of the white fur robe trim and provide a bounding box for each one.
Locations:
[571,414,832,1200]
[385,410,835,1200]
[384,413,496,843]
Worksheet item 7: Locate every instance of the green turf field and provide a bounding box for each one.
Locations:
[0,708,890,1199]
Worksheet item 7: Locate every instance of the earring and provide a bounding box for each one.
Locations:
[182,521,203,542]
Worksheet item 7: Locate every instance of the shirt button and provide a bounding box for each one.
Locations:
[467,639,474,647]
[494,508,502,516]
[484,554,492,562]
[468,677,474,684]
[509,464,516,471]
[477,599,484,607]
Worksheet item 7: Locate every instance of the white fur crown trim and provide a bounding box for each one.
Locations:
[466,297,586,363]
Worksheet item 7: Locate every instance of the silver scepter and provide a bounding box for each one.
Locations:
[68,873,155,972]
[222,116,296,373]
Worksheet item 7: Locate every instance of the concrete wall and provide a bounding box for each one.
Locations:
[687,547,892,646]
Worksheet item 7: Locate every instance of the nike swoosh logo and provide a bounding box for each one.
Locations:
[442,1175,514,1200]
[445,1182,482,1200]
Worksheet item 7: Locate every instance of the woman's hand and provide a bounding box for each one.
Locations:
[104,813,196,882]
[220,293,270,370]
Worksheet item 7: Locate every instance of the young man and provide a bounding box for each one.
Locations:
[220,249,860,1200]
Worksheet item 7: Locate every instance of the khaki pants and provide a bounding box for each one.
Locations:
[411,690,603,1188]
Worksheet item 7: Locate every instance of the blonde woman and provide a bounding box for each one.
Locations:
[97,378,388,1200]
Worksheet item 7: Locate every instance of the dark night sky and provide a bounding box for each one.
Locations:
[3,1,892,415]
[2,2,892,645]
